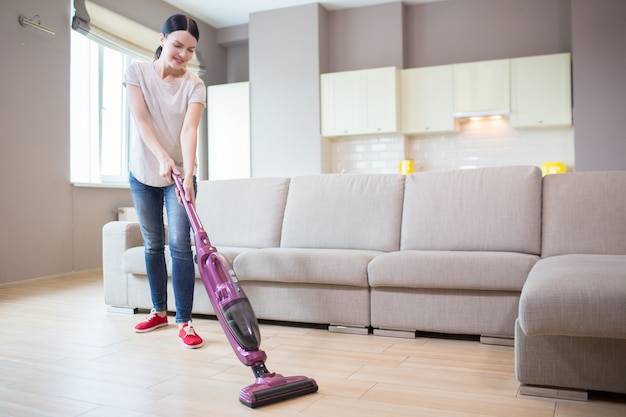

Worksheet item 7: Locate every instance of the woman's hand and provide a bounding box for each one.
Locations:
[176,174,196,207]
[159,154,178,183]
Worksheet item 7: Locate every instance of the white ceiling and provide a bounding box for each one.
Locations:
[163,0,441,29]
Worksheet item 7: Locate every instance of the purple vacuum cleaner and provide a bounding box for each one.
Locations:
[172,173,318,408]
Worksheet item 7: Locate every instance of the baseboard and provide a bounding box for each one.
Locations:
[0,268,103,287]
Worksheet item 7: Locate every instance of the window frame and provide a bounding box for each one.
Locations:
[70,30,137,186]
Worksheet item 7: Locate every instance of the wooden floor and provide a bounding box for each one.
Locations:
[1,271,625,417]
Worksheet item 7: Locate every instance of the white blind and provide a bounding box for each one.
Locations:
[72,0,203,71]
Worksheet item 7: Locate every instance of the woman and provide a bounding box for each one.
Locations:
[123,14,205,348]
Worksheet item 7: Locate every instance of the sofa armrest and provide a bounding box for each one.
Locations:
[102,221,143,307]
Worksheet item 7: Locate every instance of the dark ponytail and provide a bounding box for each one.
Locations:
[155,14,200,59]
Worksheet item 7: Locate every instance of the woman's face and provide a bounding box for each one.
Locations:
[159,30,197,69]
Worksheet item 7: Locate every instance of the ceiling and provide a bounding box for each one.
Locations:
[162,0,441,29]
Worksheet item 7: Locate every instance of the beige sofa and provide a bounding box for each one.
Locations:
[104,165,539,338]
[102,166,626,397]
[515,171,626,399]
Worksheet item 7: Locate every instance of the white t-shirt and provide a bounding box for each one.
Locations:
[123,61,206,187]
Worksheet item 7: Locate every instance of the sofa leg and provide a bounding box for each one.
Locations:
[519,384,588,401]
[328,325,370,335]
[480,335,514,346]
[107,305,137,315]
[373,328,416,339]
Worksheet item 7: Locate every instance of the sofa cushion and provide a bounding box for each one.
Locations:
[541,171,626,257]
[280,174,405,251]
[234,247,380,287]
[195,177,290,248]
[123,246,200,278]
[123,246,149,275]
[519,254,626,339]
[122,246,250,278]
[401,166,542,254]
[368,250,539,291]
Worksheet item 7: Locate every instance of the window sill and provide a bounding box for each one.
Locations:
[72,182,130,189]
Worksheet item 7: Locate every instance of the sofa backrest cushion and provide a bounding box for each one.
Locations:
[401,166,542,254]
[196,177,290,248]
[542,171,626,257]
[280,174,406,251]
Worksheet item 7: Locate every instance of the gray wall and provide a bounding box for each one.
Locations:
[0,0,227,284]
[1,0,74,282]
[249,3,326,177]
[216,24,250,83]
[1,0,625,284]
[327,1,404,72]
[403,0,571,67]
[571,0,626,171]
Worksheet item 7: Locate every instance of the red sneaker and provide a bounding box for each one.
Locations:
[134,309,168,333]
[179,321,203,349]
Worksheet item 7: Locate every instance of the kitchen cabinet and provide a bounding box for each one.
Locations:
[321,70,362,136]
[207,82,250,180]
[321,67,399,136]
[510,53,572,128]
[453,59,510,117]
[401,65,455,134]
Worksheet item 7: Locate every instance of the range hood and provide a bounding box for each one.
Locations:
[452,109,510,119]
[453,59,511,120]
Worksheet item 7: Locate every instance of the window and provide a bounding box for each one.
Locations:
[70,30,135,185]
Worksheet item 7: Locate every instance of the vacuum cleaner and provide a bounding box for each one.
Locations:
[172,173,318,408]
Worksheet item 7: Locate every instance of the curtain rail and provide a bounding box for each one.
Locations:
[18,15,56,35]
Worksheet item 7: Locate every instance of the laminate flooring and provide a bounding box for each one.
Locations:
[1,270,625,417]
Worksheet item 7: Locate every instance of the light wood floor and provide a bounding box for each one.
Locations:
[1,271,625,417]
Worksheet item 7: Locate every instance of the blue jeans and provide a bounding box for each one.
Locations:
[129,173,196,323]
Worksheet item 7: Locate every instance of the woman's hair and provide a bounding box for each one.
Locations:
[155,14,200,59]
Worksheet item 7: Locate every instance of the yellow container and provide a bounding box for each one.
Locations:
[398,159,415,175]
[542,161,567,176]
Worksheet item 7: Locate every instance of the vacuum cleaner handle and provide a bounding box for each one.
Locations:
[171,172,265,361]
[171,173,204,237]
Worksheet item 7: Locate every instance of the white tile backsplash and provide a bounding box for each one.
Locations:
[324,118,574,174]
[325,135,406,173]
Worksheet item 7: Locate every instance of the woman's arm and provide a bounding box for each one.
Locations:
[126,84,178,181]
[179,101,204,204]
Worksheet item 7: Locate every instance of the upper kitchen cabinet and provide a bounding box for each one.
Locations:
[321,67,399,137]
[321,70,362,136]
[401,65,455,134]
[453,59,510,118]
[510,53,572,128]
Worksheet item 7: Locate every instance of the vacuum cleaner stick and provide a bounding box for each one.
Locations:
[172,173,318,408]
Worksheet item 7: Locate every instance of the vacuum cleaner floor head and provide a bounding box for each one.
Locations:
[240,374,319,408]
